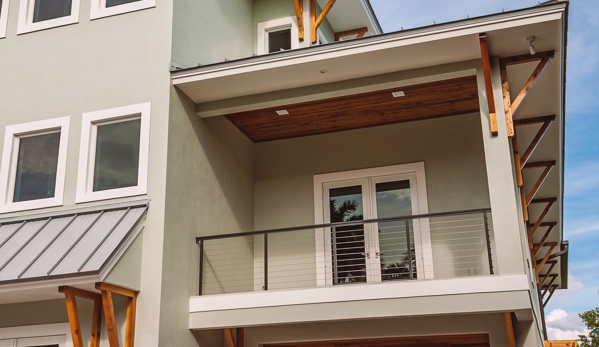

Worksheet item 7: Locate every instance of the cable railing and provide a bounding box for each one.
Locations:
[196,208,493,295]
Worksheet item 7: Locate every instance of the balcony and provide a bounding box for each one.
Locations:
[196,208,494,296]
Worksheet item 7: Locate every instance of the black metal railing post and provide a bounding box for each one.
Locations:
[198,240,204,295]
[264,232,268,290]
[483,211,494,275]
[332,226,338,285]
[405,219,414,279]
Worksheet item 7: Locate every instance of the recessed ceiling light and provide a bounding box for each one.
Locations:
[320,69,328,74]
[392,91,405,98]
[276,109,289,115]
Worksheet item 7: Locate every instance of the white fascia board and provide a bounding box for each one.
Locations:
[0,274,101,293]
[190,274,530,313]
[172,5,564,85]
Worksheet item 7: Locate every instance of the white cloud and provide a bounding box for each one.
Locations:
[546,309,589,340]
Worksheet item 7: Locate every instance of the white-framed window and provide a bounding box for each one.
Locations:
[89,0,154,20]
[257,17,299,55]
[0,323,72,347]
[0,117,70,213]
[76,102,150,203]
[16,0,80,34]
[0,0,9,38]
[313,163,434,286]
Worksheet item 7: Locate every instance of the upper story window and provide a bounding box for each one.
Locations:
[0,0,9,38]
[76,102,150,203]
[0,117,70,213]
[17,0,80,34]
[90,0,155,20]
[257,17,299,55]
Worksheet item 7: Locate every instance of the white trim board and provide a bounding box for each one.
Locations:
[17,0,80,34]
[190,274,530,313]
[0,0,9,38]
[0,323,72,347]
[90,0,155,20]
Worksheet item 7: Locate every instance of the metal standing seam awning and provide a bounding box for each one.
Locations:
[0,200,148,286]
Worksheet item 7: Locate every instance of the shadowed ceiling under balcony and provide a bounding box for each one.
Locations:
[226,75,480,142]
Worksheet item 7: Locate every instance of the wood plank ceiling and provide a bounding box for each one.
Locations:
[226,75,480,142]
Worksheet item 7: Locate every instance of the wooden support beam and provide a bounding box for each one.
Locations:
[543,285,558,308]
[504,312,517,347]
[237,328,245,347]
[520,186,529,222]
[540,261,557,287]
[523,161,556,206]
[509,55,553,118]
[224,328,236,347]
[498,50,555,138]
[520,116,555,168]
[528,199,556,240]
[532,222,557,257]
[479,33,498,136]
[91,296,102,347]
[59,286,103,347]
[101,289,120,347]
[501,50,555,66]
[512,134,524,187]
[311,0,336,43]
[542,275,558,298]
[514,114,556,126]
[536,244,557,277]
[335,27,368,41]
[96,282,137,298]
[293,0,304,41]
[500,61,514,137]
[125,293,138,347]
[64,293,84,347]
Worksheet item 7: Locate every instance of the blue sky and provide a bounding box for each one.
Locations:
[369,0,599,340]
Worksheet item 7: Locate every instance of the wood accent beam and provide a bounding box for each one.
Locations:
[501,50,555,66]
[101,289,120,347]
[96,282,137,298]
[311,0,336,43]
[504,312,517,347]
[512,134,524,187]
[514,114,556,126]
[540,262,558,287]
[125,293,137,347]
[523,161,556,206]
[532,222,557,257]
[225,328,236,347]
[479,33,498,136]
[293,0,304,41]
[542,275,558,298]
[237,328,245,347]
[59,286,102,347]
[500,60,514,137]
[540,273,558,288]
[335,27,368,41]
[520,116,555,168]
[498,50,555,137]
[528,200,556,248]
[509,55,553,119]
[536,244,557,276]
[543,285,558,308]
[64,292,84,347]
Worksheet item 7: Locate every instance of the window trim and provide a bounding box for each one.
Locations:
[257,17,299,55]
[16,0,80,34]
[76,102,151,203]
[0,117,70,213]
[89,0,155,20]
[0,323,72,347]
[0,0,9,38]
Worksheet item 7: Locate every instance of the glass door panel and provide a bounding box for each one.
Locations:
[328,185,367,284]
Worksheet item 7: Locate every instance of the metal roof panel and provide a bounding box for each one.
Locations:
[0,201,148,284]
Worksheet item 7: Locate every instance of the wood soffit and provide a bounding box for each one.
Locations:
[226,76,480,142]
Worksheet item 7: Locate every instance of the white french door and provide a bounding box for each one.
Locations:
[314,163,432,286]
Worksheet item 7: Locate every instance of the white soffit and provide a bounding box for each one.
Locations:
[316,0,380,34]
[172,4,564,104]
